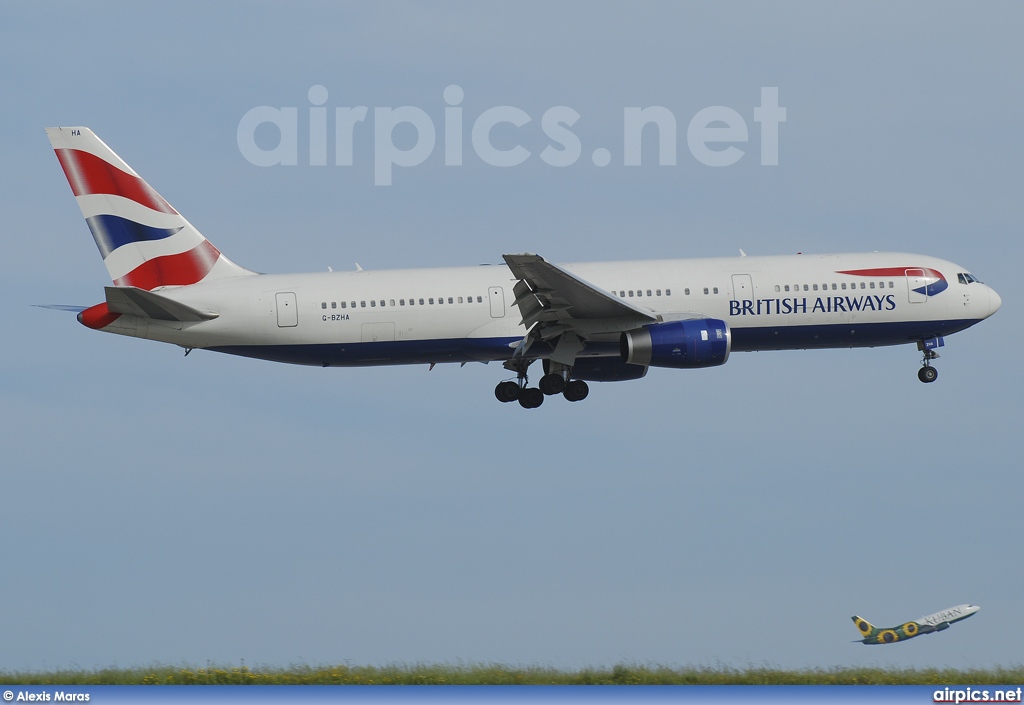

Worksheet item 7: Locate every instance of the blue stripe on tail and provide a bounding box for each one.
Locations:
[85,214,182,258]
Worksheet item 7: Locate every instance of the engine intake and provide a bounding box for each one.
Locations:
[620,318,731,369]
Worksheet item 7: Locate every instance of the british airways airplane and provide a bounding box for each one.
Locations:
[45,127,1001,408]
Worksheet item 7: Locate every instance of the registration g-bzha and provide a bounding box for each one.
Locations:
[45,127,1001,408]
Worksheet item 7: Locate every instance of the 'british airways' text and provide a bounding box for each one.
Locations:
[729,295,897,316]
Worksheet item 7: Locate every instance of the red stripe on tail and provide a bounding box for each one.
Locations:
[54,148,178,215]
[114,240,221,290]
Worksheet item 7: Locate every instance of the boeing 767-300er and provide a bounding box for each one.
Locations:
[45,127,1001,408]
[853,604,980,644]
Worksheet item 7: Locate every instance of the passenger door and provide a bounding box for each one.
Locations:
[276,292,298,327]
[906,269,927,304]
[489,286,505,318]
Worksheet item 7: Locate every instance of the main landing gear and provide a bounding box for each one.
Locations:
[918,350,939,384]
[494,362,589,408]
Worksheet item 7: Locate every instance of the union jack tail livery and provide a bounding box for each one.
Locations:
[46,126,254,291]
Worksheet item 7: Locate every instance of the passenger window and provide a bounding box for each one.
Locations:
[637,290,643,297]
[703,287,709,295]
[841,283,846,290]
[370,300,376,307]
[803,284,809,291]
[784,285,790,292]
[628,290,634,297]
[813,284,818,291]
[775,285,781,292]
[713,287,719,294]
[860,282,866,289]
[870,282,875,289]
[831,283,837,290]
[380,300,385,307]
[321,302,327,309]
[458,297,463,303]
[360,301,366,308]
[331,301,337,309]
[448,297,453,304]
[665,288,671,296]
[420,298,425,305]
[429,298,434,304]
[341,301,347,308]
[390,299,395,307]
[646,290,652,297]
[400,299,405,306]
[889,281,894,288]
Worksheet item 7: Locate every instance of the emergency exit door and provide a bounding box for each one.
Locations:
[731,274,753,300]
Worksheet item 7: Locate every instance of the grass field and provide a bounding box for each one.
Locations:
[2,664,1023,685]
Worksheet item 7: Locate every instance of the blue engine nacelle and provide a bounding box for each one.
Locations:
[568,357,648,381]
[620,318,731,369]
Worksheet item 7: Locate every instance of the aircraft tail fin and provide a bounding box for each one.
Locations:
[46,126,255,291]
[852,616,879,640]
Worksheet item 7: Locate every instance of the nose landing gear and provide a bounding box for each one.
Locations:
[916,338,944,383]
[918,349,939,383]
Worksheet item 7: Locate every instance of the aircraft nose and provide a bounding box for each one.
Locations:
[988,287,1002,317]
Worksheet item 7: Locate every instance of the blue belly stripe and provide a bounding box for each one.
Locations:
[204,319,983,368]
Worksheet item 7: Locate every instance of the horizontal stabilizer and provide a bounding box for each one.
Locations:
[104,286,219,322]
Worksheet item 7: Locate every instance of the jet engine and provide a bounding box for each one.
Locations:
[620,318,731,369]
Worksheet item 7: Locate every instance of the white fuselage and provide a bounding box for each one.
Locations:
[918,604,981,628]
[93,251,1000,369]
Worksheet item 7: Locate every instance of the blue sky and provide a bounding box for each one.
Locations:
[1,1,1021,671]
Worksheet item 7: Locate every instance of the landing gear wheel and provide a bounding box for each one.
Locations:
[918,366,938,383]
[518,387,544,409]
[563,379,590,402]
[539,373,567,395]
[495,380,521,402]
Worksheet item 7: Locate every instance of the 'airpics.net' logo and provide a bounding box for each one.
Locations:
[237,85,786,185]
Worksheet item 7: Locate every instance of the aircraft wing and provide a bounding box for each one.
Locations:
[503,253,658,325]
[502,253,659,365]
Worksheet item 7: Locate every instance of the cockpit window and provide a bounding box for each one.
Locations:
[958,272,983,284]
